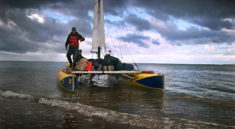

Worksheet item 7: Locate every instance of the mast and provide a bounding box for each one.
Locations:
[91,0,106,59]
[98,47,101,59]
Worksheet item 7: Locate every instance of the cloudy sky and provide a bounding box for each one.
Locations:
[0,0,235,64]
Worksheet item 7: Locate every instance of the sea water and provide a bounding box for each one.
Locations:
[0,61,234,128]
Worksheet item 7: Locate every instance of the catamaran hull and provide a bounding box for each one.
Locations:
[57,69,164,91]
[130,73,164,89]
[57,69,78,92]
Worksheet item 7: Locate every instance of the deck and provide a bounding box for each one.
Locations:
[71,70,142,74]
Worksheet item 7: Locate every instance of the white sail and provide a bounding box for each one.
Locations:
[91,0,105,53]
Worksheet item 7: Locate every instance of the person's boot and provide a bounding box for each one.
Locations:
[67,56,73,69]
[72,62,76,70]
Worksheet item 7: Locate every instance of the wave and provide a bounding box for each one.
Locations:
[0,90,234,129]
[0,90,33,100]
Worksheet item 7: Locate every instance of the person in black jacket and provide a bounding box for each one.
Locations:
[65,27,85,69]
[74,49,84,63]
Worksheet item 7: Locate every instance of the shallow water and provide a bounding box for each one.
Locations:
[0,61,234,128]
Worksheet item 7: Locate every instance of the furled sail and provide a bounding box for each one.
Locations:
[91,0,105,53]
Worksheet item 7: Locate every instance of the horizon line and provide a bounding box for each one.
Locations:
[0,60,234,65]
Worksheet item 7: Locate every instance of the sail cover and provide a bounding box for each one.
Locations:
[91,0,105,53]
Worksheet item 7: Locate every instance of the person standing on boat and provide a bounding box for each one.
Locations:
[65,27,85,69]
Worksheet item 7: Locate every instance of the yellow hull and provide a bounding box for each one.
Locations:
[130,73,164,89]
[57,69,164,91]
[57,69,78,92]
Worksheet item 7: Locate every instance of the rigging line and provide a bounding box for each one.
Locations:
[105,23,116,57]
[105,22,122,60]
[118,31,130,62]
[115,23,124,62]
[117,23,141,70]
[87,0,93,59]
[112,22,124,61]
[112,28,123,60]
[125,43,141,71]
[108,27,120,58]
[109,23,125,62]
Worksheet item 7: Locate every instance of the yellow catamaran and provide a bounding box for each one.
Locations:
[57,0,165,92]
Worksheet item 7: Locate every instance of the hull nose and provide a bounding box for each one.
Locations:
[57,70,78,92]
[136,75,164,89]
[62,76,78,90]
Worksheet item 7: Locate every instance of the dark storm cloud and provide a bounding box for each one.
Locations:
[0,8,69,53]
[152,40,160,45]
[157,25,233,45]
[0,26,39,53]
[0,0,70,9]
[132,0,235,30]
[122,10,234,45]
[0,0,128,54]
[7,9,65,42]
[1,0,235,55]
[104,0,128,15]
[191,17,233,31]
[158,26,231,43]
[0,0,93,53]
[124,14,151,31]
[119,34,150,48]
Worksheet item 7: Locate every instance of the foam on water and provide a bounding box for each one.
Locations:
[0,90,33,100]
[1,90,234,129]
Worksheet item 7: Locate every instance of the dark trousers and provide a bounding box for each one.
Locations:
[67,46,78,69]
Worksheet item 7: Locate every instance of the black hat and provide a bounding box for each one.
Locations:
[72,27,76,31]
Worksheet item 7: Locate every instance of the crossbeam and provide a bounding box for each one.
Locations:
[71,70,142,74]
